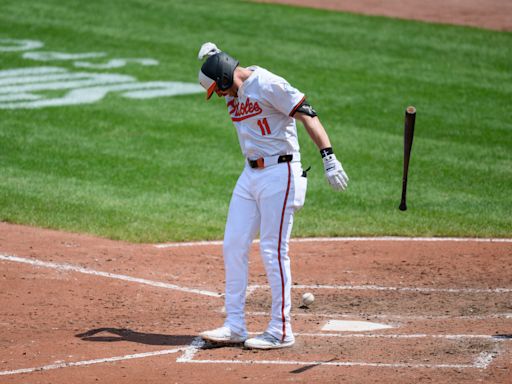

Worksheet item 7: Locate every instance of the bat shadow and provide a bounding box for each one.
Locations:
[75,328,195,346]
[290,358,337,374]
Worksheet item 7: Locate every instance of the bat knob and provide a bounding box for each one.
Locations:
[399,202,407,211]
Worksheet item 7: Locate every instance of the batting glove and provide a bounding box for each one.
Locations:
[321,149,349,192]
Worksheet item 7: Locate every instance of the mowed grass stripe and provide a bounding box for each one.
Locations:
[0,0,510,241]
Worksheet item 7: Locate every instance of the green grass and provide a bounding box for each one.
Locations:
[0,0,511,242]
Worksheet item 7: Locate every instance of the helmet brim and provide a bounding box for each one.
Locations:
[206,81,217,100]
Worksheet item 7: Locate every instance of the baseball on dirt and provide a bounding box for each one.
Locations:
[302,292,315,306]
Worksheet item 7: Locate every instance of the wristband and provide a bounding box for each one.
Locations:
[320,147,334,158]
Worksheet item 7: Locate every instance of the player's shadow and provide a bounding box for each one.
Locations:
[75,328,195,346]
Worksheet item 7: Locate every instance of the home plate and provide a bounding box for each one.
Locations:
[322,320,394,332]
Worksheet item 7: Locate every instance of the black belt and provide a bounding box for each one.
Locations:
[248,154,293,169]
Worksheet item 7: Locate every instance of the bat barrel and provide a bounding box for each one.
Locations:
[399,106,416,211]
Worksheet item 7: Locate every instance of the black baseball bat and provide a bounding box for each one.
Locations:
[399,106,416,211]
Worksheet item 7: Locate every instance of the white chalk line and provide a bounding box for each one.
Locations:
[178,359,480,370]
[154,236,512,248]
[174,334,503,370]
[259,310,512,320]
[218,308,512,320]
[156,240,224,248]
[235,307,512,320]
[1,335,501,376]
[473,351,499,369]
[1,254,507,374]
[0,347,186,376]
[5,253,508,300]
[249,283,512,294]
[245,285,260,297]
[176,337,205,363]
[0,254,221,298]
[294,333,511,340]
[176,339,501,370]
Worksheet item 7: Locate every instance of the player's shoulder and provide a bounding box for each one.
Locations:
[246,66,292,95]
[251,66,287,84]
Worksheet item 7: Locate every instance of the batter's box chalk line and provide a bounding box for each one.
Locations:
[0,254,222,297]
[177,349,501,370]
[1,336,505,376]
[0,348,187,376]
[3,252,509,301]
[176,337,206,363]
[0,253,509,375]
[174,334,507,370]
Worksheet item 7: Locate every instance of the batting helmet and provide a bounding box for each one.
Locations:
[198,52,239,100]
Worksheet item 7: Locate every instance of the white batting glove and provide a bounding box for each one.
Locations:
[198,42,221,60]
[322,153,349,191]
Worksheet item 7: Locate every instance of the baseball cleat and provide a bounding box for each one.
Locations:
[199,326,247,344]
[244,332,295,350]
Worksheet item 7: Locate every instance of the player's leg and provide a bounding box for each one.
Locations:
[257,201,295,346]
[200,170,260,343]
[222,192,260,337]
[245,162,306,349]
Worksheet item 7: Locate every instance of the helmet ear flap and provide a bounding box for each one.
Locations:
[220,74,231,89]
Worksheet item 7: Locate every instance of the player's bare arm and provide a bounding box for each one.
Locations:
[295,111,349,192]
[294,112,331,149]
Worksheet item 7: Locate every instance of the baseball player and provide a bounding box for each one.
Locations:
[197,43,348,349]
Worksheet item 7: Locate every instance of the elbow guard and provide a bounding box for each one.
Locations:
[294,100,318,117]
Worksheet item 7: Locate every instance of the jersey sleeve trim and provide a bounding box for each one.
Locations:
[289,95,306,117]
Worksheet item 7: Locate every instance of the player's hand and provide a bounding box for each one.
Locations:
[322,154,349,191]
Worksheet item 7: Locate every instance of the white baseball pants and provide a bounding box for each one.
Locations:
[222,160,307,342]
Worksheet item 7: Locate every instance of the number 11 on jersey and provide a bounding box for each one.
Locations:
[257,118,271,136]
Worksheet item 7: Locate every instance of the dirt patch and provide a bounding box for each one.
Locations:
[0,222,511,383]
[255,0,512,31]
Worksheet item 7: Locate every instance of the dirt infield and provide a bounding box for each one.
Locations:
[255,0,512,31]
[1,222,511,383]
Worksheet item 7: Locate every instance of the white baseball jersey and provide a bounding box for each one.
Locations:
[224,66,305,160]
